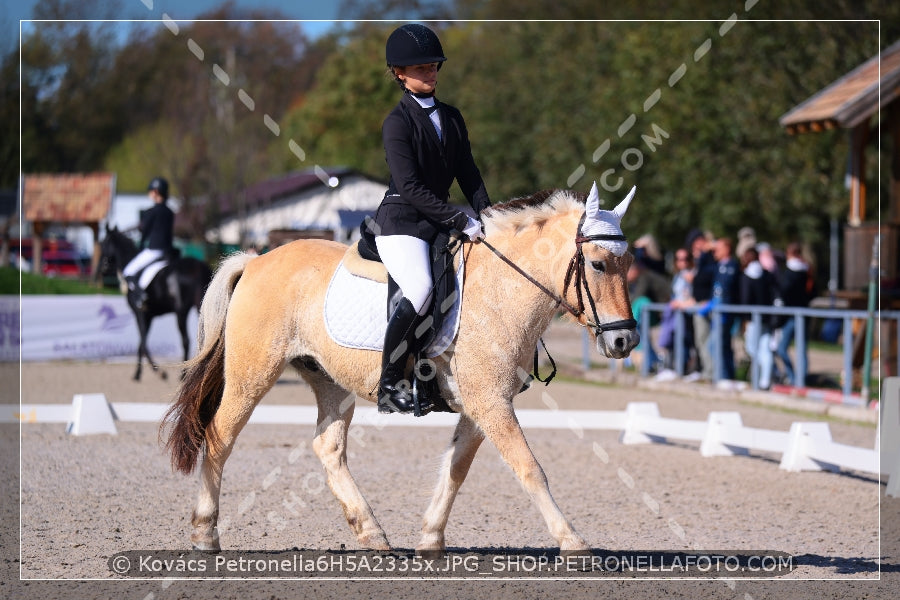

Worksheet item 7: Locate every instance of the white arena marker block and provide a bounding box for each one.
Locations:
[66,394,117,436]
[882,378,900,497]
[620,402,662,445]
[779,422,838,473]
[700,411,749,457]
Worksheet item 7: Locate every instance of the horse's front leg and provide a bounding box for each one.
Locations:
[476,400,589,554]
[416,413,484,558]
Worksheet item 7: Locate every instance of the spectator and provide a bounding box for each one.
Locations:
[739,246,778,390]
[633,233,666,276]
[735,226,757,263]
[627,251,671,373]
[655,248,695,380]
[712,236,740,381]
[774,242,813,386]
[685,229,716,383]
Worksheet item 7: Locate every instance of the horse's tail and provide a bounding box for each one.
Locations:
[162,252,255,475]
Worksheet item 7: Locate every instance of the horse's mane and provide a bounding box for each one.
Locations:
[482,189,586,234]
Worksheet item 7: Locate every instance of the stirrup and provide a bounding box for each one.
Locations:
[378,383,416,414]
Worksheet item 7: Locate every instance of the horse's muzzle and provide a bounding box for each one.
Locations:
[595,327,640,359]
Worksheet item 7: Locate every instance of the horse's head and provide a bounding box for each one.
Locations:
[98,224,136,278]
[576,182,640,358]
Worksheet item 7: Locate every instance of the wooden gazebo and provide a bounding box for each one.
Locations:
[780,39,900,291]
[22,173,116,277]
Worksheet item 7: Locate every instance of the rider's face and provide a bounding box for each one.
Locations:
[395,62,439,95]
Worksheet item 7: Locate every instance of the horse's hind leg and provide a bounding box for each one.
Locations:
[176,308,191,379]
[133,312,149,381]
[307,375,390,551]
[191,359,284,551]
[177,309,190,362]
[416,414,484,557]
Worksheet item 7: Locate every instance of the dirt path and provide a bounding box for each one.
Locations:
[4,359,898,599]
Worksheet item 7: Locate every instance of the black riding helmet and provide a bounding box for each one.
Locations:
[385,24,446,69]
[147,176,169,199]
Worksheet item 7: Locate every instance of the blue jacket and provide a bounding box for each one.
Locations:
[713,257,739,305]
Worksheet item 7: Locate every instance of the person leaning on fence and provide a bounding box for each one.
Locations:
[685,229,716,383]
[774,242,813,386]
[627,248,672,374]
[711,236,740,381]
[370,23,492,414]
[739,246,779,390]
[654,247,696,381]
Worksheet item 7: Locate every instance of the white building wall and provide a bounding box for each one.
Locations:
[209,176,386,246]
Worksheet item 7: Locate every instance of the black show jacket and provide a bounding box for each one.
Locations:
[373,93,491,242]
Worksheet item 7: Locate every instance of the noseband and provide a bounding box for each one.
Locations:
[479,212,638,337]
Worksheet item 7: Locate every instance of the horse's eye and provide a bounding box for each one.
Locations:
[591,260,606,273]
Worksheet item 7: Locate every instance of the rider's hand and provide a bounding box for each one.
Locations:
[462,217,485,242]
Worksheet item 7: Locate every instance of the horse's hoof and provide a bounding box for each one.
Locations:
[359,532,391,552]
[560,544,592,559]
[415,547,445,561]
[190,529,221,553]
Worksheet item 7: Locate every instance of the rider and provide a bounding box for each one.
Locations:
[122,176,175,309]
[372,23,492,414]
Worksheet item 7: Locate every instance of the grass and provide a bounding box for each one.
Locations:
[0,266,119,295]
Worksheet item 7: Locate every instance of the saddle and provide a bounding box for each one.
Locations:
[128,248,183,309]
[356,221,460,351]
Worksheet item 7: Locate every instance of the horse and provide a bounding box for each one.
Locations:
[162,182,640,556]
[98,225,213,381]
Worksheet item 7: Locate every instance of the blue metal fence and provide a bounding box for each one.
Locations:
[595,303,900,400]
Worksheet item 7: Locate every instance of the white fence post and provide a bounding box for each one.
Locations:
[66,393,117,436]
[620,402,662,445]
[779,422,838,473]
[700,412,749,457]
[882,378,900,497]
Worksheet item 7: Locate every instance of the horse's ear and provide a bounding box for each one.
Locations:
[586,181,601,216]
[612,186,636,221]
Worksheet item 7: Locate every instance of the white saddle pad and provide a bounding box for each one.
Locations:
[323,254,464,358]
[139,260,167,289]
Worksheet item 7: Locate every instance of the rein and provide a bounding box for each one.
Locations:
[478,212,638,337]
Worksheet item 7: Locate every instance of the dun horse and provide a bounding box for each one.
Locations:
[100,226,213,381]
[164,183,640,555]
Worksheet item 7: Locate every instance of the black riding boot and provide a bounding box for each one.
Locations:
[378,298,422,414]
[125,275,145,309]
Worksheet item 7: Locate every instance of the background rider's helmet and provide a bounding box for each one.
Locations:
[147,177,169,199]
[385,24,446,69]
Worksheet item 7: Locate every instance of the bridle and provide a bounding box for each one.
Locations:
[478,212,638,337]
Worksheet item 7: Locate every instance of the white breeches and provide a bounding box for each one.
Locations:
[375,235,433,315]
[122,248,163,281]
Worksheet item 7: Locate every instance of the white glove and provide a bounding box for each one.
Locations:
[462,217,485,242]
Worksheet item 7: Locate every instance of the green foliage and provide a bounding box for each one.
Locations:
[279,16,891,258]
[0,266,118,295]
[8,0,898,268]
[279,26,399,177]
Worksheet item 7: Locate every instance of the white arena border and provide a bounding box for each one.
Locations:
[4,377,898,496]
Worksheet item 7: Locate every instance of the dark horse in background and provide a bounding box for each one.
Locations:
[98,225,213,381]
